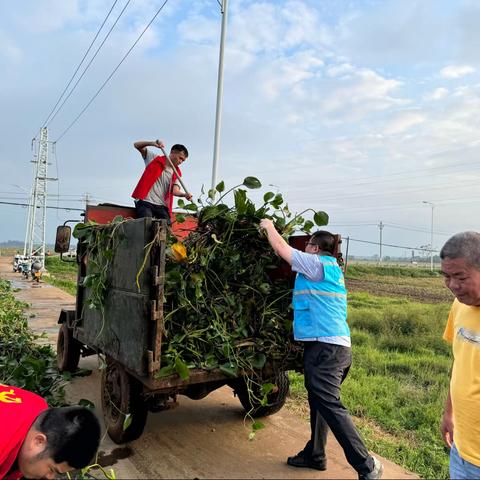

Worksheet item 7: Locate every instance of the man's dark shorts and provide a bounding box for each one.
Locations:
[135,200,171,225]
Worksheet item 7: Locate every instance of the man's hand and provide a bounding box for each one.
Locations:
[441,410,454,448]
[155,139,165,149]
[260,218,292,264]
[185,193,193,201]
[260,218,275,232]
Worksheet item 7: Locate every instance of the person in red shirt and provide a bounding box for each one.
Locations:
[132,139,192,224]
[0,384,101,480]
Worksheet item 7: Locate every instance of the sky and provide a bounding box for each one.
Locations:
[1,0,479,258]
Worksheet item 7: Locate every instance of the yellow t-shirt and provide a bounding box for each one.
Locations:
[443,299,480,466]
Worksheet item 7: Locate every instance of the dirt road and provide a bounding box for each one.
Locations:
[1,256,416,479]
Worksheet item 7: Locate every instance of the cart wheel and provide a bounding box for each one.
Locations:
[56,323,81,372]
[234,371,290,418]
[101,357,148,444]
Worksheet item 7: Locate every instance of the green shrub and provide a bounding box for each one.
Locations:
[0,279,65,405]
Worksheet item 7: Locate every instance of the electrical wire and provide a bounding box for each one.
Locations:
[46,0,131,128]
[41,0,120,127]
[346,237,439,253]
[55,0,170,142]
[0,201,84,212]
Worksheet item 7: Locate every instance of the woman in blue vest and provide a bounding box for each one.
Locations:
[260,219,383,480]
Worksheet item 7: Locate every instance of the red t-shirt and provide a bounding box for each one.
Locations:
[0,384,48,479]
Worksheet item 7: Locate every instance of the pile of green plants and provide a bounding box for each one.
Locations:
[0,279,64,405]
[72,177,328,383]
[158,177,328,381]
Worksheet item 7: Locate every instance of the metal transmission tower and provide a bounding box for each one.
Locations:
[25,127,56,267]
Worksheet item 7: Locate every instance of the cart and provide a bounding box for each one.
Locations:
[55,204,297,444]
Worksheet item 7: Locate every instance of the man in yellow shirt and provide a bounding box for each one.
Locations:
[440,231,480,479]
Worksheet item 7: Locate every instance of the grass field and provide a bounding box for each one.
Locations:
[44,256,452,478]
[44,255,77,295]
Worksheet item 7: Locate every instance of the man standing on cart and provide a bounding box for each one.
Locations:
[132,139,192,224]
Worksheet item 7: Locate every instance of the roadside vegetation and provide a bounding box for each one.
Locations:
[288,268,452,479]
[0,278,65,405]
[44,255,77,295]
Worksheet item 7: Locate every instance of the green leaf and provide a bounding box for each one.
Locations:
[261,382,275,396]
[314,211,329,226]
[175,357,190,380]
[123,413,132,431]
[263,191,274,202]
[78,398,95,409]
[82,275,95,287]
[252,420,265,431]
[215,181,225,192]
[234,189,247,214]
[271,193,284,208]
[185,203,198,212]
[177,199,185,208]
[304,220,314,231]
[72,223,90,239]
[219,363,238,378]
[155,364,175,378]
[175,214,185,223]
[250,353,266,369]
[243,176,262,189]
[200,206,221,222]
[259,283,270,294]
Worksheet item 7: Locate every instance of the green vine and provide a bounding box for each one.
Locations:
[73,216,127,338]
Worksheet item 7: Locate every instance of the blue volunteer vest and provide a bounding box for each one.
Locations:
[292,256,349,339]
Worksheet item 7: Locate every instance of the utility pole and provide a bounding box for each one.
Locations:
[211,0,229,191]
[378,221,384,263]
[25,127,57,268]
[422,201,435,271]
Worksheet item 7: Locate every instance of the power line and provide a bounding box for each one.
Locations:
[0,201,84,212]
[41,0,120,127]
[55,0,170,142]
[46,0,131,128]
[347,237,439,253]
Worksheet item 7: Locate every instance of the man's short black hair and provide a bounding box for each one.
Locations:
[309,230,336,255]
[35,406,101,469]
[171,144,189,157]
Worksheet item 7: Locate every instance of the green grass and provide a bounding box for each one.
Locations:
[288,292,452,479]
[346,263,441,279]
[44,255,77,295]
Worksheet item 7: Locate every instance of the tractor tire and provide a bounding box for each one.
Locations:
[56,323,81,372]
[234,371,290,418]
[101,357,148,444]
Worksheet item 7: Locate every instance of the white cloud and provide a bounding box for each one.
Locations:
[440,65,475,79]
[320,69,407,120]
[384,110,426,135]
[326,63,355,78]
[424,87,448,101]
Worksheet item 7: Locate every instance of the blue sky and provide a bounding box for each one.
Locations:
[1,0,479,257]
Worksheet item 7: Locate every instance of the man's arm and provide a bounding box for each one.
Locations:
[133,139,165,160]
[260,218,292,265]
[172,184,192,200]
[441,385,454,448]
